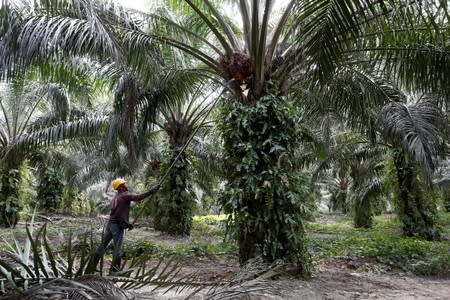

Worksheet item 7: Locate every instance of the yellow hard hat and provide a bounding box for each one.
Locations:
[111,178,126,190]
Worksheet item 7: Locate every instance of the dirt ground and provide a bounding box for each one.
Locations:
[135,257,450,300]
[129,220,450,300]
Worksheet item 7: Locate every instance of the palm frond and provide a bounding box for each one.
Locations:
[0,0,23,80]
[202,0,240,50]
[123,29,223,74]
[190,134,223,195]
[4,117,107,161]
[379,99,447,183]
[0,222,209,299]
[172,0,233,56]
[289,0,370,78]
[353,176,384,205]
[204,257,281,300]
[16,0,125,64]
[294,65,405,138]
[342,1,450,98]
[265,0,295,63]
[1,222,276,299]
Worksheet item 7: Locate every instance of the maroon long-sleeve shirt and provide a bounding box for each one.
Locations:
[109,190,155,224]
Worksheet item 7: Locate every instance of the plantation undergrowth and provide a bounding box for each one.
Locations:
[1,213,449,277]
[307,213,450,276]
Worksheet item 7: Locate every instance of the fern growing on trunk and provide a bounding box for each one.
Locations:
[154,149,196,236]
[218,94,312,277]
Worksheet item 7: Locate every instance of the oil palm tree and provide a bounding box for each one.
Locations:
[348,146,386,228]
[379,96,447,240]
[1,0,204,219]
[306,68,449,237]
[305,74,447,235]
[311,128,387,226]
[138,1,449,270]
[149,83,218,235]
[99,57,216,230]
[0,77,106,227]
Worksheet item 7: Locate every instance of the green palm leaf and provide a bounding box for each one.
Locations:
[379,98,447,183]
[4,117,107,159]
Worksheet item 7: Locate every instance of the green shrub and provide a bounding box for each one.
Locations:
[37,167,64,212]
[307,216,450,276]
[0,168,21,227]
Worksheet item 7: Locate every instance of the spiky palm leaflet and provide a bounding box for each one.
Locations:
[0,219,221,299]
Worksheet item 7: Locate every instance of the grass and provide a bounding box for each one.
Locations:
[123,214,235,259]
[123,239,237,260]
[191,214,228,238]
[307,213,450,276]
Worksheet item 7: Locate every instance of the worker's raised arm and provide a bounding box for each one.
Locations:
[128,183,161,202]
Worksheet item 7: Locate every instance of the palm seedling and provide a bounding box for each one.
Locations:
[0,216,205,299]
[0,214,285,299]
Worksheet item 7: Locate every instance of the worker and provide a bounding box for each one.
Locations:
[91,178,161,274]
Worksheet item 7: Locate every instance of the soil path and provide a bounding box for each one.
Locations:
[135,258,450,300]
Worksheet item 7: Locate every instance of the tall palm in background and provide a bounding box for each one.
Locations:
[379,96,448,240]
[307,77,448,237]
[1,0,449,272]
[348,146,385,228]
[0,75,106,227]
[149,83,218,235]
[1,0,206,222]
[311,130,386,226]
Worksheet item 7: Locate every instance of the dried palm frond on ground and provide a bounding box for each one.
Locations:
[0,219,281,300]
[203,257,283,300]
[0,220,205,299]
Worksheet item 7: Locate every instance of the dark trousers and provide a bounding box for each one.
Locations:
[94,221,124,273]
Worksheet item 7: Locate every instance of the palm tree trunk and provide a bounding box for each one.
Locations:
[0,160,22,228]
[444,194,450,213]
[156,149,194,236]
[218,95,311,277]
[393,150,440,240]
[350,166,373,228]
[352,194,373,228]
